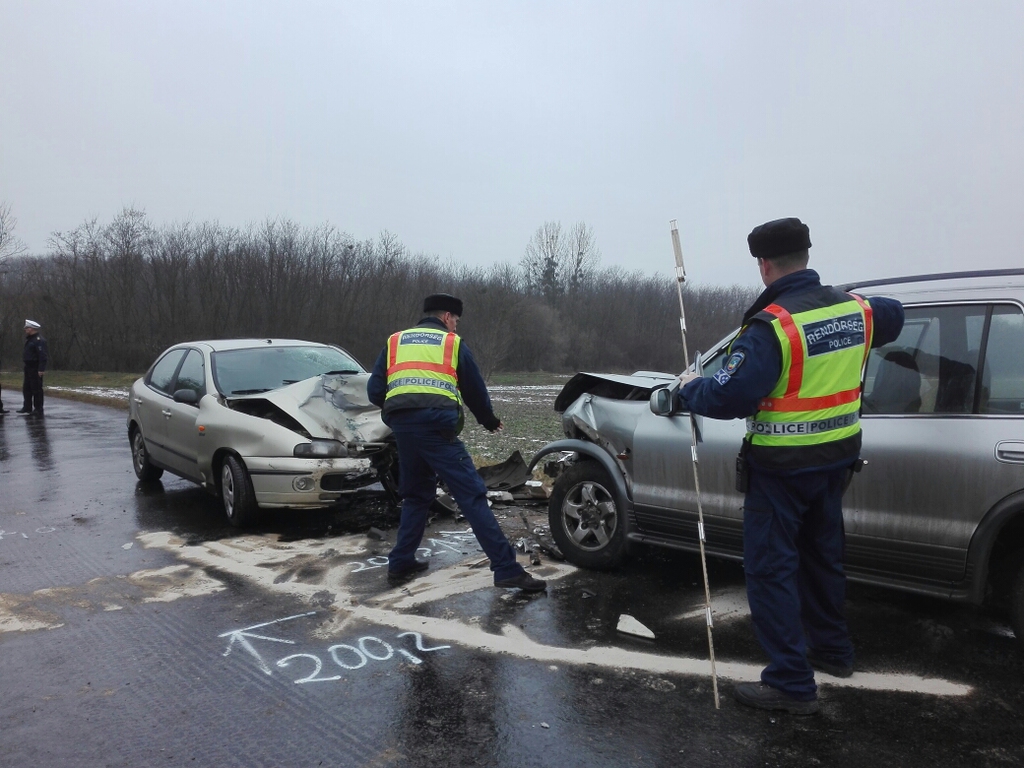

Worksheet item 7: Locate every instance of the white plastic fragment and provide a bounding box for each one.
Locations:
[616,614,655,640]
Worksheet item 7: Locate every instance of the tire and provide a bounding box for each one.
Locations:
[548,461,627,570]
[221,455,259,528]
[130,427,164,481]
[1010,562,1024,654]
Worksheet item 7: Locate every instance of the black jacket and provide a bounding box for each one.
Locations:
[23,335,48,371]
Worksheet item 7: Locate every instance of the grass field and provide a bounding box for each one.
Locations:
[461,380,568,465]
[0,370,569,466]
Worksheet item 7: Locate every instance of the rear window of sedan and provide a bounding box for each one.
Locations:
[211,346,364,396]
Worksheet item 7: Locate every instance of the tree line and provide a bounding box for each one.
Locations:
[0,208,759,376]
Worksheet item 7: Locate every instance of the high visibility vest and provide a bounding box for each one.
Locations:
[739,287,874,471]
[383,327,462,415]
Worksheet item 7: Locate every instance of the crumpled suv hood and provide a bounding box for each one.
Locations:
[228,373,390,443]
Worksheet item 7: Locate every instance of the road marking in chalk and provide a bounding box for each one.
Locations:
[137,531,975,698]
[219,613,318,674]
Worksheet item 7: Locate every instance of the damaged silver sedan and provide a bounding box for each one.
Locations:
[127,339,396,526]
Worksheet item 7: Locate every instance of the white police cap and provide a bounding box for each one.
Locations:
[25,319,41,329]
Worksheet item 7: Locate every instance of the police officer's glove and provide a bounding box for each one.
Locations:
[678,372,700,387]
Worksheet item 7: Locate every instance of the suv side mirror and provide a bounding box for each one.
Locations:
[650,383,679,416]
[173,388,199,405]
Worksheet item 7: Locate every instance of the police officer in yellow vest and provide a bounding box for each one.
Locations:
[367,293,546,591]
[679,218,904,714]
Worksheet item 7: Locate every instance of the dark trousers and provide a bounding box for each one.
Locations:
[389,429,523,581]
[23,365,44,412]
[742,466,852,699]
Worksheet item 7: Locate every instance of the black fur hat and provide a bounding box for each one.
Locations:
[747,218,812,259]
[423,293,463,316]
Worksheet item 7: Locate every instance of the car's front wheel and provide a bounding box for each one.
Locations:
[130,427,164,482]
[221,455,259,528]
[549,461,627,570]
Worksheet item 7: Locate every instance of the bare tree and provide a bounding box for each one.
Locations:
[0,205,30,370]
[0,203,27,260]
[564,221,600,293]
[520,220,600,299]
[520,221,565,299]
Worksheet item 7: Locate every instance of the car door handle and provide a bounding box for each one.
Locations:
[134,397,143,404]
[995,441,1024,464]
[162,409,173,418]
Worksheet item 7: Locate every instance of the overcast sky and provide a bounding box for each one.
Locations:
[2,1,1022,287]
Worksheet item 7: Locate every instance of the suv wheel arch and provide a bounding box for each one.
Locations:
[964,489,1024,608]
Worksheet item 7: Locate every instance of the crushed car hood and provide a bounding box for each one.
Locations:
[553,371,677,412]
[228,373,390,443]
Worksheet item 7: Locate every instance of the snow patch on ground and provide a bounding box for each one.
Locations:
[48,386,130,399]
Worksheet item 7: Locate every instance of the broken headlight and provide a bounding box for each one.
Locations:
[293,439,348,458]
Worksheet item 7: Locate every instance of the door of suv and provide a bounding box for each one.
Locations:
[847,301,1024,588]
[631,344,747,557]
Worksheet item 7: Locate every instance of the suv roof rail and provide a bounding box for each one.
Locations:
[841,267,1024,292]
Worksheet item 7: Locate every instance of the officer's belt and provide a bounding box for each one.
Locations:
[387,376,458,395]
[746,412,859,436]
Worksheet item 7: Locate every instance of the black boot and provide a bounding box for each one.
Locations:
[806,650,854,678]
[733,682,819,715]
[387,558,430,584]
[494,572,548,592]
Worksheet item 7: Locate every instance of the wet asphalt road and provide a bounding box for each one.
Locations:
[1,398,1023,768]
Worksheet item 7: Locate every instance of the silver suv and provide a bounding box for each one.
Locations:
[531,269,1024,647]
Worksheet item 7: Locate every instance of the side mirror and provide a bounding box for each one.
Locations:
[173,388,199,405]
[649,383,679,416]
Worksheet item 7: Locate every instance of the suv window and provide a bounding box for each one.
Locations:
[862,304,1007,415]
[980,305,1024,414]
[173,349,206,402]
[148,349,187,395]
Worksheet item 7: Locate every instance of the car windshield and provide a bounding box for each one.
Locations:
[212,346,364,395]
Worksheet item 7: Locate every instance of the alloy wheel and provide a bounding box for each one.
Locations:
[132,432,147,474]
[560,480,617,551]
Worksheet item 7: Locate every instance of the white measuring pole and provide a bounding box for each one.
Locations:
[670,219,720,709]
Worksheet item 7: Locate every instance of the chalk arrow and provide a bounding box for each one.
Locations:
[219,612,316,675]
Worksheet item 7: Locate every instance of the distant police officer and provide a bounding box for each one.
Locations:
[367,294,546,592]
[679,218,904,714]
[19,319,48,416]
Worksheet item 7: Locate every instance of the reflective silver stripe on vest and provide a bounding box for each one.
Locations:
[745,412,860,436]
[386,376,459,395]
